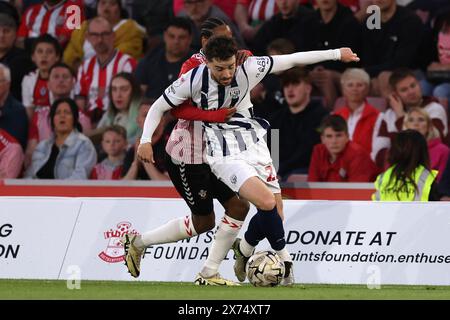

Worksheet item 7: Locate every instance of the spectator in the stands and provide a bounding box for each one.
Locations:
[372,129,440,201]
[0,1,20,26]
[22,34,62,120]
[25,63,92,169]
[177,0,245,51]
[0,63,28,150]
[0,13,34,101]
[252,0,318,55]
[269,67,329,179]
[420,9,450,109]
[361,0,425,98]
[403,107,450,182]
[16,0,85,50]
[64,0,145,71]
[174,0,237,21]
[90,125,127,180]
[75,17,137,125]
[25,98,97,180]
[122,99,174,181]
[234,0,279,45]
[406,0,450,27]
[89,72,141,145]
[131,0,174,54]
[309,0,362,109]
[372,68,448,168]
[334,68,380,155]
[308,115,378,182]
[135,17,194,99]
[439,155,450,200]
[0,128,24,179]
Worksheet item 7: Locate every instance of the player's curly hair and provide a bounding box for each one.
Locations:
[204,36,237,62]
[200,17,226,39]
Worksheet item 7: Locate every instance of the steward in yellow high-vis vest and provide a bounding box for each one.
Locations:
[372,165,438,201]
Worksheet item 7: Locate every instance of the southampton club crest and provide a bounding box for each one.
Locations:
[98,221,140,263]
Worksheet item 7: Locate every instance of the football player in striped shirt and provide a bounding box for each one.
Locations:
[137,36,359,285]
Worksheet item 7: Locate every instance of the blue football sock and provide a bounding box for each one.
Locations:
[258,206,286,251]
[244,213,264,247]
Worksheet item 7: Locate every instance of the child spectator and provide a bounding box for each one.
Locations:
[22,34,62,120]
[403,107,450,181]
[308,114,379,182]
[90,125,127,180]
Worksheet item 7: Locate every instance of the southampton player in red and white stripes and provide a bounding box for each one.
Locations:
[75,17,136,124]
[17,0,85,48]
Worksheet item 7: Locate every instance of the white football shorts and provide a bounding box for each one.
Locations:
[206,139,281,194]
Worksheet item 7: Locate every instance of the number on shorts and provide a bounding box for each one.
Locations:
[265,165,276,182]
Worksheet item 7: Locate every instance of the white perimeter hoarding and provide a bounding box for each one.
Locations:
[0,197,81,279]
[2,197,450,285]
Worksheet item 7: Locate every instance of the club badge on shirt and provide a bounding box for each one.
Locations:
[230,88,240,99]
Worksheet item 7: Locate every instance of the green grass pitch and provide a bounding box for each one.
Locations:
[1,280,450,300]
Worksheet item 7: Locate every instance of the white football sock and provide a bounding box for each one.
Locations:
[239,237,255,258]
[136,215,198,249]
[276,248,292,262]
[201,214,243,277]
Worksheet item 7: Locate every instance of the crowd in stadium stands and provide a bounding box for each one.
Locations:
[0,0,450,200]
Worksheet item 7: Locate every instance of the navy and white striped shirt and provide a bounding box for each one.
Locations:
[163,56,274,158]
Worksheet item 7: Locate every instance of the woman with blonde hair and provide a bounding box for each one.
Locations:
[403,107,450,181]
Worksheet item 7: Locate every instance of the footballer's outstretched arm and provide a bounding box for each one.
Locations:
[270,48,359,74]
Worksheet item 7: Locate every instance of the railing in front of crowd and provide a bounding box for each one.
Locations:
[0,179,374,200]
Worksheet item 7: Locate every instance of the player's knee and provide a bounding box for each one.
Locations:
[258,195,276,211]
